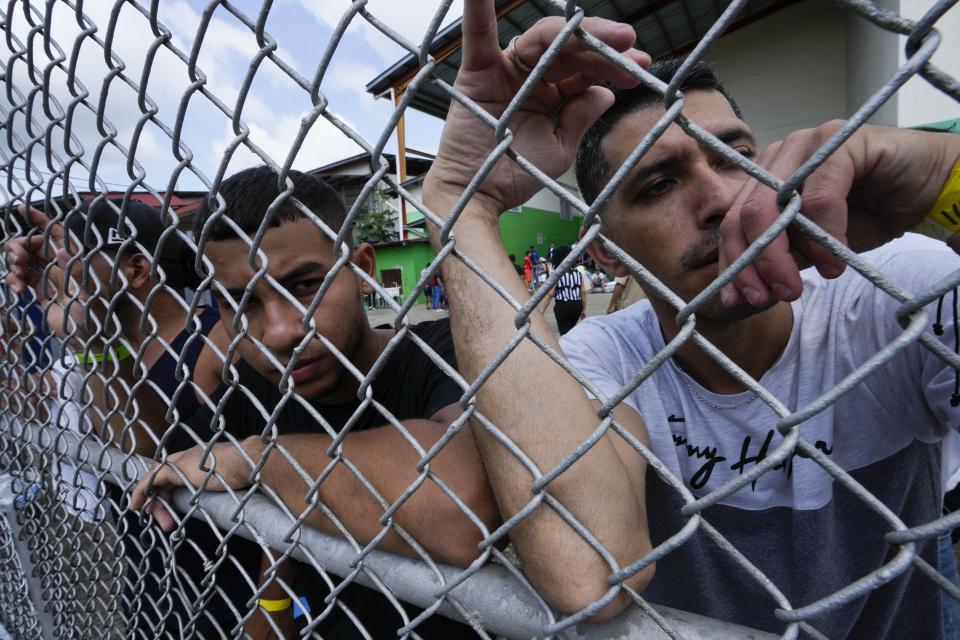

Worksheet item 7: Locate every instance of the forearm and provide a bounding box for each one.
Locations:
[425,196,651,608]
[244,555,295,640]
[541,287,554,313]
[249,422,497,567]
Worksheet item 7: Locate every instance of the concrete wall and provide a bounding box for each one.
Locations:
[896,0,960,127]
[524,167,580,212]
[703,0,851,146]
[693,0,957,142]
[846,0,901,126]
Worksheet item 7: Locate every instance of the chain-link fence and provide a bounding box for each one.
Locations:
[0,0,959,638]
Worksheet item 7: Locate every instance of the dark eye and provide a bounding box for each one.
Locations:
[235,296,260,314]
[639,178,676,199]
[291,278,323,297]
[715,146,755,170]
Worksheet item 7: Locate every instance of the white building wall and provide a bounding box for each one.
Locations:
[846,0,901,126]
[524,166,577,213]
[702,0,850,146]
[895,0,960,127]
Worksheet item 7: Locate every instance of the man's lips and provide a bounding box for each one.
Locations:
[290,357,325,384]
[692,247,720,269]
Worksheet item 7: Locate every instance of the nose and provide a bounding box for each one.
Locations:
[259,297,307,356]
[694,163,742,230]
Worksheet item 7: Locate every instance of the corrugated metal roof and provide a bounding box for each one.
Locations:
[366,0,793,119]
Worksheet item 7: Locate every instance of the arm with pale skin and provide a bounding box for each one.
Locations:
[421,0,655,619]
[580,273,590,321]
[718,122,960,307]
[131,402,500,568]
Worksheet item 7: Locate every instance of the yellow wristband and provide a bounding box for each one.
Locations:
[74,344,131,366]
[258,597,292,612]
[912,158,960,241]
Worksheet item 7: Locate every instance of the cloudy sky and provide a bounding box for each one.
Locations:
[0,0,465,199]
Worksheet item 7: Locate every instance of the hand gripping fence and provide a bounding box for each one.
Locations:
[0,0,958,639]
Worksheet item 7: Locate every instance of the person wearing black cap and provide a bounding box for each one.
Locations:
[6,197,228,449]
[4,197,253,637]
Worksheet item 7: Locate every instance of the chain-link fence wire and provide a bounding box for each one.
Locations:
[0,0,957,638]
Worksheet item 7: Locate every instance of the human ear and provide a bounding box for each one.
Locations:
[581,226,628,277]
[350,243,377,295]
[122,253,153,290]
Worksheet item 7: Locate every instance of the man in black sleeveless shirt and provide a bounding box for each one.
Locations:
[3,198,253,635]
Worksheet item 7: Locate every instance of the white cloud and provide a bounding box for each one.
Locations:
[210,110,365,174]
[160,1,302,95]
[0,0,351,194]
[0,0,452,203]
[324,61,380,97]
[298,0,464,62]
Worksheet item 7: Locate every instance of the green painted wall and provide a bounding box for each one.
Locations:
[376,205,581,302]
[373,240,436,303]
[499,205,583,262]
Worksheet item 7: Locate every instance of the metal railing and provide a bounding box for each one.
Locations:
[0,0,958,638]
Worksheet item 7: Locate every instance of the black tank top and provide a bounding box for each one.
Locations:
[122,306,259,637]
[150,305,219,452]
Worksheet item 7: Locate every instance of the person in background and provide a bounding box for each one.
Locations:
[530,244,540,263]
[590,270,607,291]
[533,256,548,290]
[523,250,533,291]
[509,253,524,279]
[4,197,242,637]
[541,245,589,335]
[424,276,434,309]
[430,272,444,311]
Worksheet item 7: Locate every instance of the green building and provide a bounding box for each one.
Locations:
[312,155,585,306]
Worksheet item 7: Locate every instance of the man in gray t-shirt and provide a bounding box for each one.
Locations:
[561,236,957,636]
[419,4,960,638]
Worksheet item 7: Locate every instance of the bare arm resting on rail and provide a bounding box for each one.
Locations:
[423,0,655,620]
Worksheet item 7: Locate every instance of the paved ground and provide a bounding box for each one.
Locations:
[367,291,615,339]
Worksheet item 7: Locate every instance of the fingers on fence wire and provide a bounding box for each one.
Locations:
[130,441,253,532]
[4,207,64,297]
[432,5,650,220]
[5,205,133,349]
[719,122,960,308]
[719,124,851,307]
[463,3,643,82]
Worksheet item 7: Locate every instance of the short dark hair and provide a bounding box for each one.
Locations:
[193,166,346,243]
[550,245,573,268]
[575,58,742,210]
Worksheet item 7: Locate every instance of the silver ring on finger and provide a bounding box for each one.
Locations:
[506,35,533,73]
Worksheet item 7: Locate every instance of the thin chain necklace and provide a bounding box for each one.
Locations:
[673,361,759,411]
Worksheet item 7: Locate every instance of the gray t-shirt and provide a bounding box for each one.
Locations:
[560,236,959,638]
